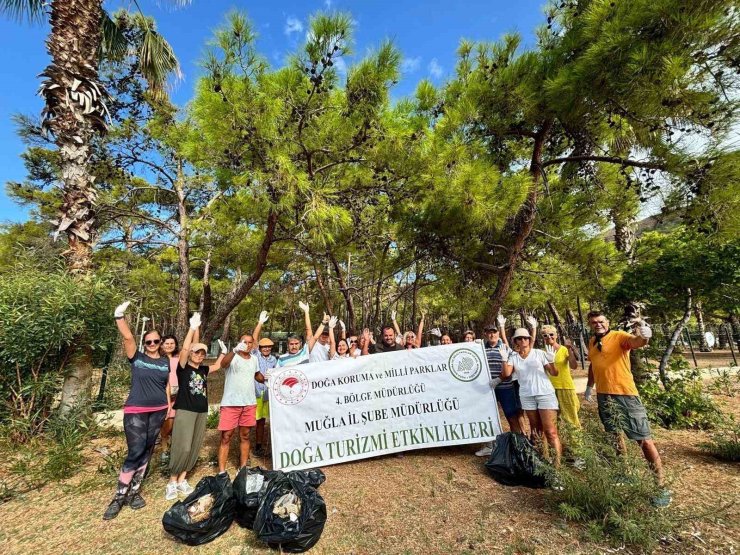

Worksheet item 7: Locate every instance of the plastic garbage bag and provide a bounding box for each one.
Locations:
[253,472,327,553]
[233,466,282,529]
[484,432,549,488]
[288,468,326,489]
[162,473,236,545]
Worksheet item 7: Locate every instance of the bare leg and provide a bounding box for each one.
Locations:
[239,426,252,468]
[218,429,234,473]
[525,410,542,443]
[539,409,561,467]
[160,418,174,448]
[638,439,664,485]
[507,411,526,434]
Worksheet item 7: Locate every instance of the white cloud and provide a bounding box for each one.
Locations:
[284,16,304,36]
[401,56,422,73]
[324,0,332,8]
[428,58,443,79]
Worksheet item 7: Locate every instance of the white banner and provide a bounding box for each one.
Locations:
[269,343,502,471]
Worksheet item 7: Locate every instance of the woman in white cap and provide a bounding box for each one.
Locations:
[165,313,227,500]
[501,327,562,466]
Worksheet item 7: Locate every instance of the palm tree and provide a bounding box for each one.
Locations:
[2,0,187,412]
[1,0,185,272]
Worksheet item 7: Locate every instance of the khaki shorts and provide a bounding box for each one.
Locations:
[597,394,652,441]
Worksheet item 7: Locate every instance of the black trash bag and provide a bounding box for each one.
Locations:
[162,473,236,546]
[232,466,282,529]
[253,472,327,553]
[287,468,326,489]
[484,432,550,488]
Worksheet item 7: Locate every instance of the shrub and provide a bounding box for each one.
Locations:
[700,415,740,462]
[207,406,220,429]
[706,366,739,397]
[0,266,120,441]
[638,360,720,430]
[549,420,673,551]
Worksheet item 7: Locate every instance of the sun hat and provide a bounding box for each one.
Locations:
[258,338,274,347]
[191,342,208,353]
[512,328,531,340]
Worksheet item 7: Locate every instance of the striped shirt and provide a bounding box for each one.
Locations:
[485,340,515,390]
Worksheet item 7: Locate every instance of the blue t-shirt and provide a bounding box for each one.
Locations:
[276,344,309,367]
[251,349,277,400]
[124,351,170,407]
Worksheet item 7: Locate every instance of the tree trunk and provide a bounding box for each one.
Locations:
[730,313,740,351]
[612,213,637,263]
[694,301,711,352]
[658,289,692,389]
[547,300,566,339]
[372,241,391,330]
[175,173,190,340]
[201,210,278,343]
[199,249,213,325]
[328,252,355,331]
[485,121,552,324]
[313,260,334,314]
[58,344,94,415]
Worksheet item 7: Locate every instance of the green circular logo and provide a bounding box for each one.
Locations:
[448,348,483,382]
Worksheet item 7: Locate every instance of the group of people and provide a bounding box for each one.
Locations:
[103,299,669,520]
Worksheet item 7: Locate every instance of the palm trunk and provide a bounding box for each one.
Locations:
[58,344,94,415]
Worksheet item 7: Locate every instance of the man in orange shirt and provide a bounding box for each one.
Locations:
[584,310,670,507]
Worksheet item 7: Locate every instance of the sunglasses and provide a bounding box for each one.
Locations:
[543,333,556,338]
[144,339,161,346]
[514,337,530,341]
[349,340,358,344]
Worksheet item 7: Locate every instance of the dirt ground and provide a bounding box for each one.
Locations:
[0,391,738,555]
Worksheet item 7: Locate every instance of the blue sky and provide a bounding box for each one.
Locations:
[0,0,546,223]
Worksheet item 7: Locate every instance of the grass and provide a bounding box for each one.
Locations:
[0,384,738,554]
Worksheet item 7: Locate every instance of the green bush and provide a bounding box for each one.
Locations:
[0,265,121,441]
[700,415,740,462]
[638,360,720,430]
[207,406,220,429]
[549,420,673,551]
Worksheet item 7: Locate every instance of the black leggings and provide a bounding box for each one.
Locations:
[116,409,166,494]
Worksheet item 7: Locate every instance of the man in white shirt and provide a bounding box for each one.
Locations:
[216,334,264,475]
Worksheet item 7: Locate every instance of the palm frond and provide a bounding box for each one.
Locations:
[0,0,46,23]
[99,11,127,62]
[136,19,183,96]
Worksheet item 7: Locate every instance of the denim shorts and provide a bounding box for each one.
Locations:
[495,381,522,419]
[597,394,652,441]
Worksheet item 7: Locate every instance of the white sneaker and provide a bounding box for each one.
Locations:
[177,480,194,495]
[165,481,178,501]
[475,444,493,457]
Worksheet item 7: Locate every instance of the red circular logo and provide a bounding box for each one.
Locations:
[271,368,310,405]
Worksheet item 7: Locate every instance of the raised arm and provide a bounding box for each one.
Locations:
[328,316,338,358]
[526,315,538,346]
[563,338,578,369]
[361,328,372,355]
[339,320,347,340]
[544,361,558,376]
[253,310,269,344]
[415,311,425,348]
[313,313,330,342]
[391,309,401,338]
[299,301,317,350]
[497,313,509,347]
[209,340,228,373]
[114,301,137,359]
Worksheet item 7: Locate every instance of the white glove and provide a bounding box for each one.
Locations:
[430,327,442,337]
[233,341,248,353]
[391,309,397,321]
[189,312,201,330]
[258,310,269,324]
[328,316,338,329]
[298,301,309,313]
[634,319,652,339]
[526,315,538,329]
[489,377,502,389]
[114,301,131,318]
[218,340,227,354]
[339,320,346,331]
[584,386,594,403]
[322,313,330,325]
[496,314,506,328]
[543,348,555,363]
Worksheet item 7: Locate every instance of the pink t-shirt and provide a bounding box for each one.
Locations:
[169,355,180,388]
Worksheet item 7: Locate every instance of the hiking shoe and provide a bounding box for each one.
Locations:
[652,489,672,508]
[475,446,492,457]
[177,480,194,496]
[165,481,178,501]
[103,494,127,520]
[126,491,146,510]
